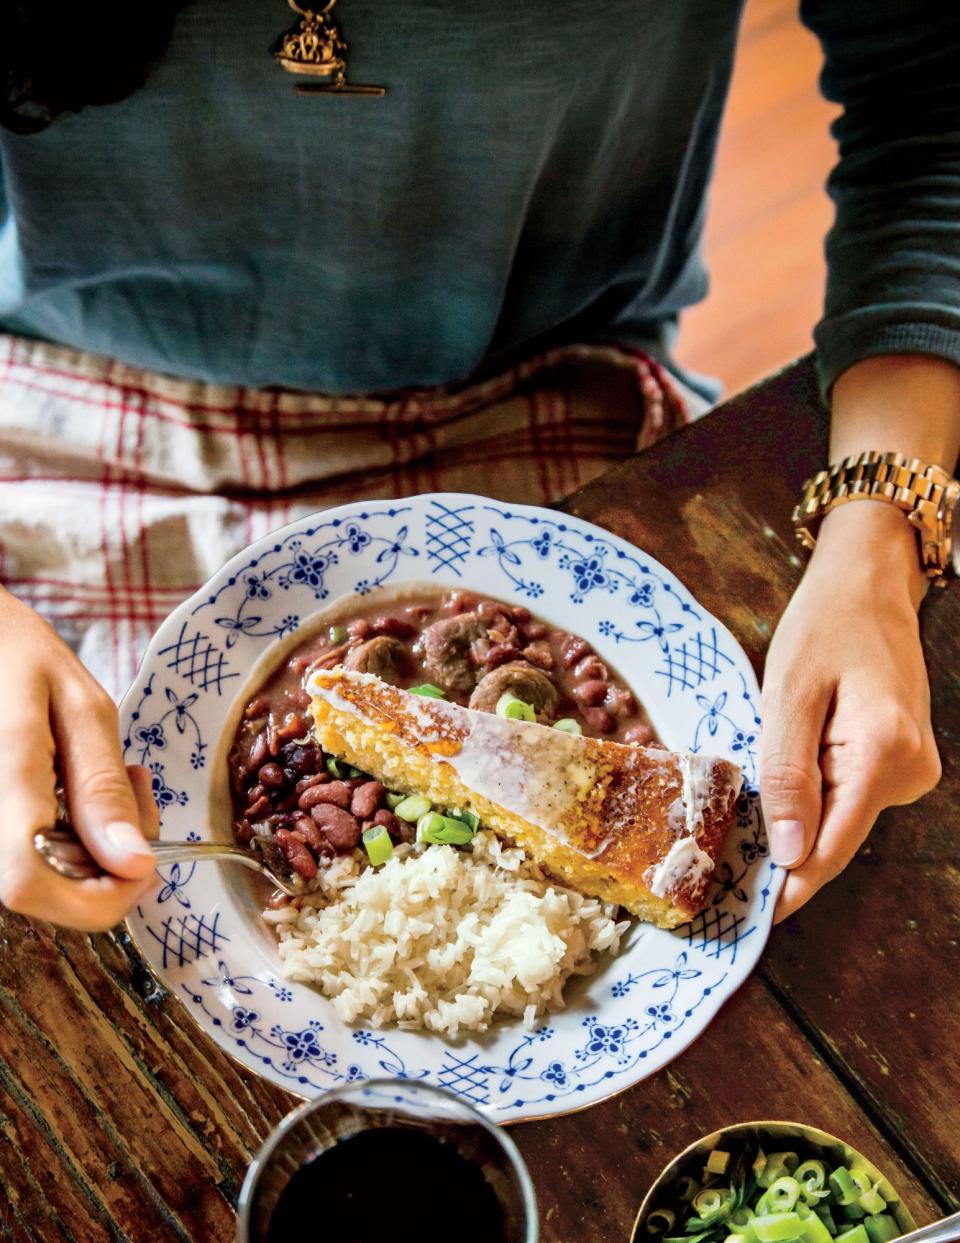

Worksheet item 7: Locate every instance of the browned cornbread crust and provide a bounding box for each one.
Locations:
[307,669,742,929]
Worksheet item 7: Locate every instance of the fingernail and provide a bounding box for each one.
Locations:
[103,822,153,858]
[769,819,806,867]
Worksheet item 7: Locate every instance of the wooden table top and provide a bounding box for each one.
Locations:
[2,356,957,1243]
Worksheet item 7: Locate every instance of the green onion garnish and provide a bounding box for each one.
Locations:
[829,1170,859,1208]
[647,1211,677,1235]
[706,1152,731,1177]
[409,683,446,698]
[753,1213,804,1242]
[448,806,480,832]
[325,755,342,778]
[393,794,432,823]
[362,824,394,866]
[385,791,406,810]
[863,1217,899,1243]
[835,1227,870,1243]
[495,692,536,721]
[553,717,583,735]
[329,625,349,644]
[416,812,476,846]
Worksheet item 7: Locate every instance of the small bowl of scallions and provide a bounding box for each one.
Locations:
[630,1123,917,1243]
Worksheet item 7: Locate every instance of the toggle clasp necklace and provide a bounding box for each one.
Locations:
[275,0,385,96]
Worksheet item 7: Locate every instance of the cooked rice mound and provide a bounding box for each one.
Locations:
[265,831,628,1037]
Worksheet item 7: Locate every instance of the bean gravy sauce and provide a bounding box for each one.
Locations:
[228,587,657,889]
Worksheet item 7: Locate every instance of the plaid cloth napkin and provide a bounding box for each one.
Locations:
[0,334,688,698]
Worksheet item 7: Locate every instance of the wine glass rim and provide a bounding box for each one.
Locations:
[236,1077,539,1242]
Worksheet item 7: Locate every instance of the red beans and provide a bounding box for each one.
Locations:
[519,619,547,641]
[582,706,615,735]
[447,591,479,614]
[258,763,285,787]
[483,643,521,669]
[310,804,362,850]
[574,655,608,682]
[295,773,328,795]
[373,808,410,842]
[275,829,318,879]
[560,635,591,668]
[523,641,554,671]
[292,816,331,855]
[299,780,351,811]
[607,687,638,718]
[276,712,308,741]
[244,695,270,719]
[351,781,384,820]
[572,679,608,707]
[623,723,655,746]
[247,733,269,771]
[371,616,417,640]
[247,795,272,820]
[347,619,374,640]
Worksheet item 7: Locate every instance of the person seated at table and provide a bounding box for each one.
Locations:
[0,1,957,932]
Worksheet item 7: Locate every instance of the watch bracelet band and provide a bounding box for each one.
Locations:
[791,450,956,579]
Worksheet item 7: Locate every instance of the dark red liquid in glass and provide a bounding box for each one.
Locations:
[264,1127,511,1243]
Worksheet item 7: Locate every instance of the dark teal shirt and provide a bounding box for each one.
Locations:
[0,0,958,395]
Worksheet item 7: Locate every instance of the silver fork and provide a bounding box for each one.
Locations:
[33,826,306,897]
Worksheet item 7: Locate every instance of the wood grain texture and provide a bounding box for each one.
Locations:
[1,358,957,1241]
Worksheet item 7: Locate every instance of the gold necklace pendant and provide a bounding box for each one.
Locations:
[275,0,385,96]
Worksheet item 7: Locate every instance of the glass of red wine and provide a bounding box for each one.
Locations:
[236,1078,539,1242]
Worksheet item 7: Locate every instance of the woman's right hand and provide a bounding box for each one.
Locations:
[0,587,159,931]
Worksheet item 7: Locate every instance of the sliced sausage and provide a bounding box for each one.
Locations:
[344,635,408,684]
[416,612,486,693]
[468,660,560,716]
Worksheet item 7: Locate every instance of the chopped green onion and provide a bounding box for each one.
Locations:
[362,824,393,866]
[725,1235,748,1243]
[676,1177,701,1203]
[754,1151,768,1183]
[798,1213,834,1243]
[325,755,342,778]
[815,1206,839,1237]
[731,1210,756,1230]
[863,1216,899,1243]
[448,806,480,831]
[706,1151,731,1176]
[553,717,583,735]
[762,1178,801,1214]
[753,1213,804,1242]
[692,1189,735,1227]
[759,1155,800,1189]
[842,1207,867,1223]
[416,812,476,846]
[394,794,432,823]
[329,625,348,645]
[345,764,365,779]
[796,1162,828,1206]
[835,1227,870,1243]
[409,683,447,699]
[829,1170,859,1207]
[646,1210,677,1234]
[385,791,406,810]
[857,1189,885,1217]
[848,1172,873,1199]
[495,692,536,722]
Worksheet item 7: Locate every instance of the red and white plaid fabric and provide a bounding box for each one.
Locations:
[0,334,689,699]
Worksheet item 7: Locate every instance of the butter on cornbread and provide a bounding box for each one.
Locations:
[306,668,743,929]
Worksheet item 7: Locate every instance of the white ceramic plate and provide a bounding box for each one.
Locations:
[121,494,782,1123]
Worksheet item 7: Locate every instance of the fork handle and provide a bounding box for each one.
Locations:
[34,826,254,880]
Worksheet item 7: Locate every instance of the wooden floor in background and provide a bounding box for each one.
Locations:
[674,0,839,397]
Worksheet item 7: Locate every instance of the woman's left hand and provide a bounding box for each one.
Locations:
[759,499,942,922]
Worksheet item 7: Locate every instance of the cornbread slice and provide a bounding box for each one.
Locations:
[306,668,742,929]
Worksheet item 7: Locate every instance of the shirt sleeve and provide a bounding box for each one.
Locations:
[800,0,960,397]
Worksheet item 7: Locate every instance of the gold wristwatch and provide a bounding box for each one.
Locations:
[792,450,960,585]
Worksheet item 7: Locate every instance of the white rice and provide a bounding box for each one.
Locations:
[266,832,628,1037]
